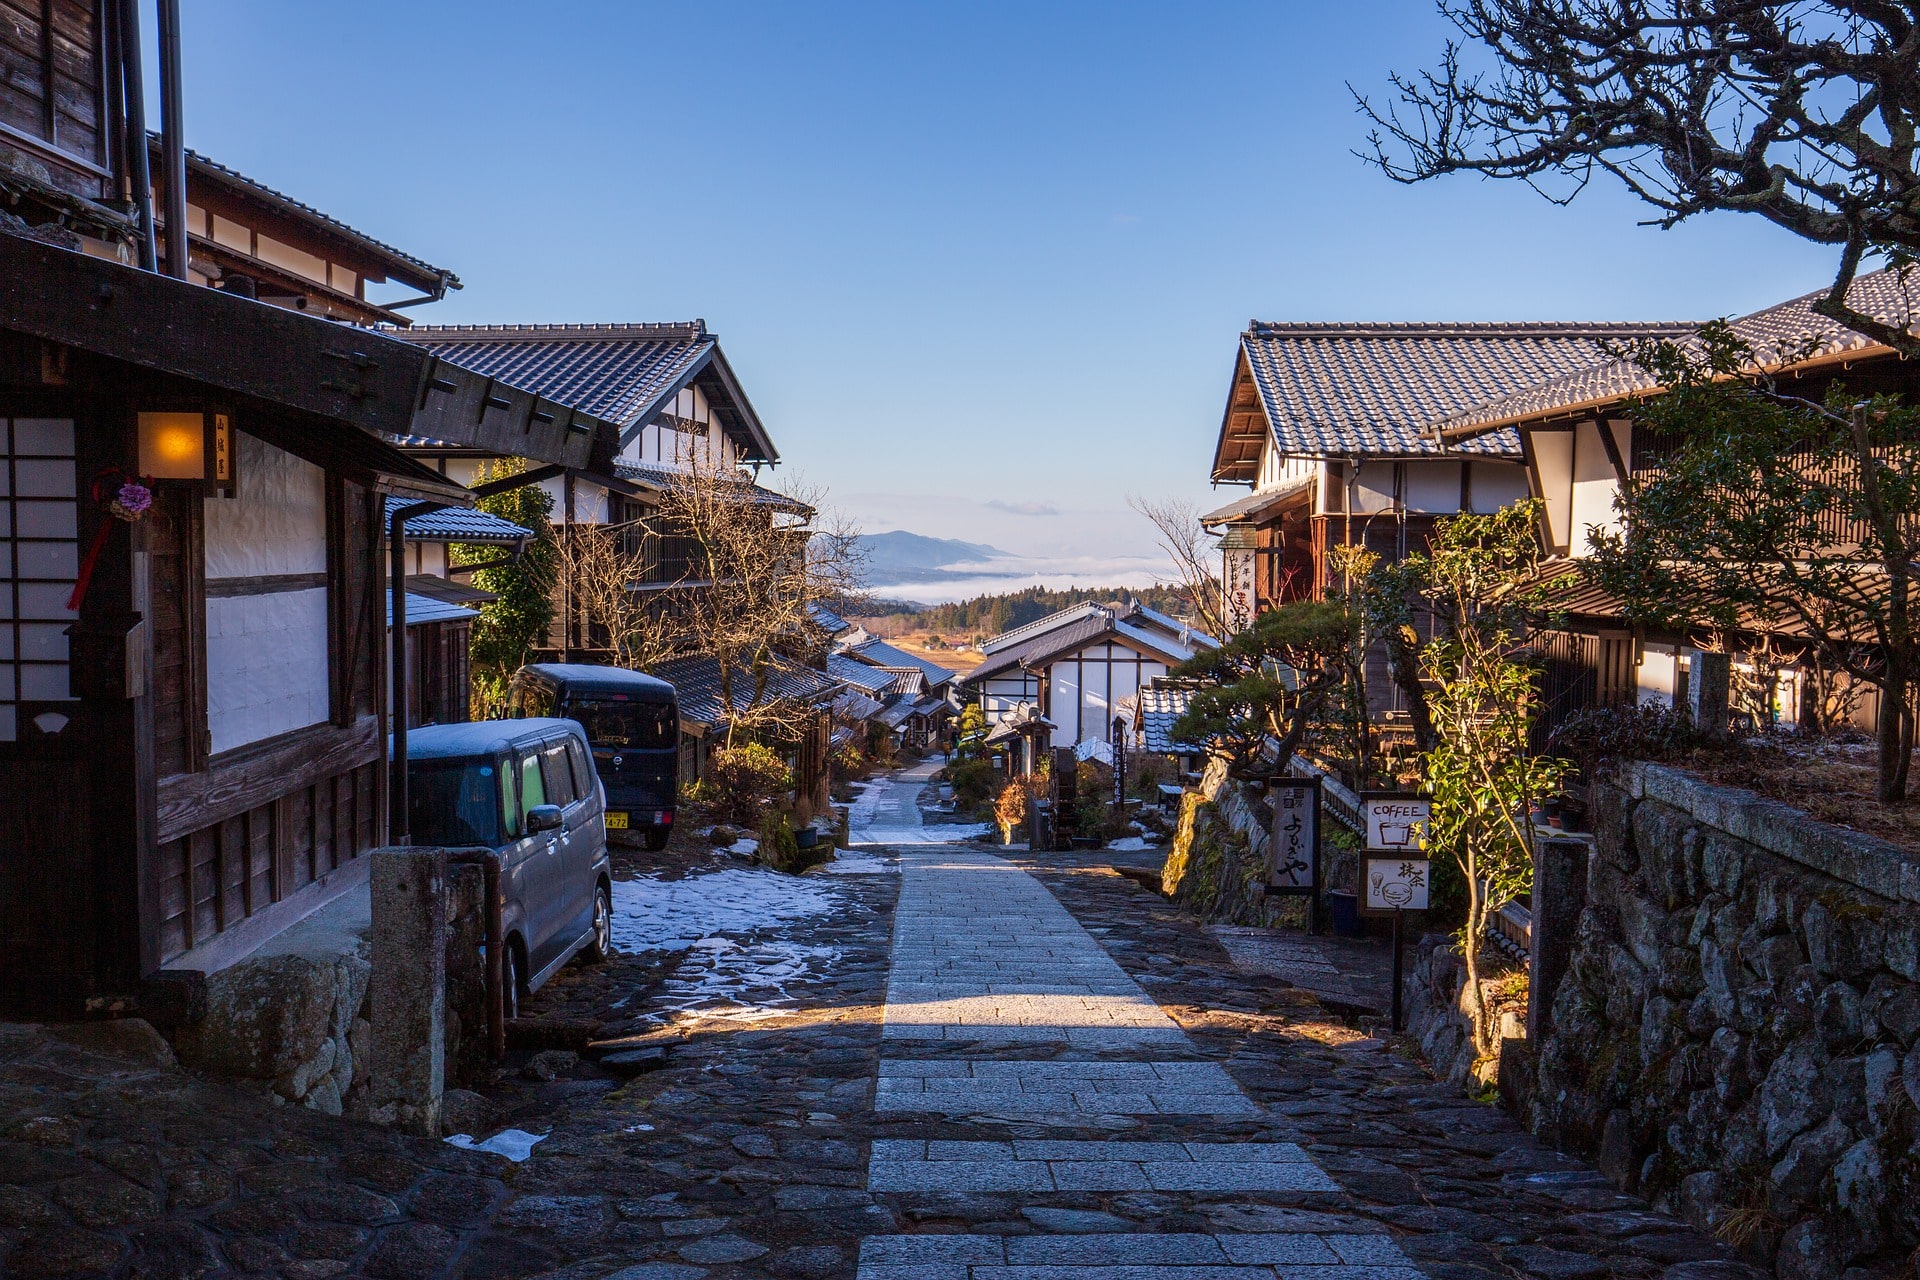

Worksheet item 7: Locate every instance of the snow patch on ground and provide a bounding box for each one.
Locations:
[445,1129,548,1161]
[822,848,895,874]
[610,867,853,1017]
[610,868,842,952]
[1107,836,1156,852]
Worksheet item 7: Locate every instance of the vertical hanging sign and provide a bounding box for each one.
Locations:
[1222,548,1256,634]
[1267,777,1319,894]
[1110,716,1127,812]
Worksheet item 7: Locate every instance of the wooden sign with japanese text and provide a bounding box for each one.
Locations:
[1267,777,1319,895]
[1222,549,1256,634]
[1364,857,1431,913]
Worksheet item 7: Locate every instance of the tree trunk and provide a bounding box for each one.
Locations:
[1385,626,1436,754]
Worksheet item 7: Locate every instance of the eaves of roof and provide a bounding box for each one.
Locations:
[1199,475,1313,526]
[1434,269,1920,442]
[384,497,531,544]
[175,143,458,295]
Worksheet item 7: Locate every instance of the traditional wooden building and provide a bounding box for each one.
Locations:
[960,603,1211,750]
[1204,322,1699,620]
[1429,272,1920,731]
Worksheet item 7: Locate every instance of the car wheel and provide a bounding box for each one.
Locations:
[502,940,524,1021]
[645,829,671,852]
[583,883,613,963]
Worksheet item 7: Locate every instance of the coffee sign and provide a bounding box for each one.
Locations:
[1361,793,1430,853]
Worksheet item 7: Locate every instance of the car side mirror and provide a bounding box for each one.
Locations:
[526,804,564,834]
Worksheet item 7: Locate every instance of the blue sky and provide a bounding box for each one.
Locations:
[167,2,1840,600]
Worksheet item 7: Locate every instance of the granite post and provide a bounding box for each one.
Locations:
[369,847,447,1135]
[1528,834,1590,1045]
[1686,650,1731,741]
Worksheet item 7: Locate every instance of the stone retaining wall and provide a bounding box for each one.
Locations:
[1160,756,1302,929]
[1528,761,1920,1278]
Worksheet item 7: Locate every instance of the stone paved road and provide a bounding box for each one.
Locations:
[0,766,1773,1279]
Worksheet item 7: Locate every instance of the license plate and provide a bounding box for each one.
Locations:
[605,811,630,830]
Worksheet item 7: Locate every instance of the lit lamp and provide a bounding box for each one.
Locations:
[137,411,234,485]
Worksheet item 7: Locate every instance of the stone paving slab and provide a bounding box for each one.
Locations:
[856,1232,1424,1277]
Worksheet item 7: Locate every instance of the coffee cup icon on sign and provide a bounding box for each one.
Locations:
[1378,821,1416,847]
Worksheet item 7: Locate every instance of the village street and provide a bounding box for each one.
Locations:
[0,765,1765,1280]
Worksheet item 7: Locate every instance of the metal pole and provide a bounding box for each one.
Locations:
[1390,908,1405,1033]
[155,0,188,280]
[117,0,156,272]
[389,505,412,843]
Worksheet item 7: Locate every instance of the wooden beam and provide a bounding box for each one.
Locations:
[155,717,380,845]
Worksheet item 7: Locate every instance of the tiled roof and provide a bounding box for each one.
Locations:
[177,145,458,294]
[1135,683,1198,754]
[964,605,1206,686]
[1200,476,1313,526]
[1128,604,1218,650]
[875,669,928,698]
[611,461,810,513]
[397,323,710,427]
[964,612,1114,684]
[978,603,1110,655]
[1436,269,1920,440]
[406,575,495,607]
[832,688,887,722]
[827,653,896,695]
[840,637,958,688]
[1239,321,1698,458]
[647,652,840,729]
[384,497,532,544]
[387,590,478,627]
[810,602,851,635]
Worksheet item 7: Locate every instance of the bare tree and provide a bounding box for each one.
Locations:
[1129,495,1228,638]
[655,461,868,746]
[552,520,682,672]
[1355,1,1920,356]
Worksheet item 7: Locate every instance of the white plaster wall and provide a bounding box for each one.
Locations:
[1571,421,1626,557]
[204,435,324,577]
[203,434,329,754]
[1403,461,1461,513]
[1351,461,1396,514]
[1638,643,1677,707]
[1532,429,1574,549]
[1469,461,1532,513]
[206,589,330,754]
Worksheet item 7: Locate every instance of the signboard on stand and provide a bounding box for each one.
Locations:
[1364,857,1431,912]
[1360,793,1431,853]
[1266,777,1319,894]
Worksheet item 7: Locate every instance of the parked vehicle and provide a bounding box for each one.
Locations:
[405,718,612,1015]
[508,663,680,851]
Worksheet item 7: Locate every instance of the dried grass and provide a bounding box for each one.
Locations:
[1676,737,1920,849]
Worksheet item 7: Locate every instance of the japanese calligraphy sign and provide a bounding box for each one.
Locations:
[1266,777,1319,895]
[1364,857,1430,913]
[1360,792,1431,853]
[1222,548,1256,634]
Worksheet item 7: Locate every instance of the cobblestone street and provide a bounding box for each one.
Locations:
[0,767,1769,1279]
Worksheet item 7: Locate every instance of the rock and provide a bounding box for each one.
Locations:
[1708,1027,1753,1107]
[124,1222,220,1279]
[730,1132,777,1158]
[1865,978,1920,1044]
[361,1223,460,1279]
[48,1019,178,1070]
[677,1233,769,1263]
[1677,1171,1725,1235]
[1769,1115,1853,1204]
[598,1046,670,1076]
[410,1173,499,1227]
[773,1186,870,1210]
[601,1267,708,1280]
[1814,981,1863,1050]
[496,1194,608,1237]
[1774,1218,1843,1280]
[1658,1264,1769,1279]
[293,1182,400,1226]
[1502,1245,1609,1279]
[768,1245,843,1278]
[4,1227,126,1277]
[439,1087,495,1137]
[51,1173,161,1227]
[1022,1206,1133,1232]
[1597,1108,1640,1189]
[1746,934,1806,985]
[1759,1038,1832,1156]
[521,1049,578,1081]
[1830,1138,1886,1249]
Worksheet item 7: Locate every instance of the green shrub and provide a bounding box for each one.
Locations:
[757,813,803,872]
[948,758,998,810]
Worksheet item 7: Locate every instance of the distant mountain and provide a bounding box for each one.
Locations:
[857,531,1013,586]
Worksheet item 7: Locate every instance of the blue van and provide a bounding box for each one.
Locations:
[405,718,611,1014]
[508,664,680,851]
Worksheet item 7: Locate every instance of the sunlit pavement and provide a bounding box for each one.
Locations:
[0,765,1764,1278]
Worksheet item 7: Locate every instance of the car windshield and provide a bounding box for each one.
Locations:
[567,698,675,750]
[409,758,504,846]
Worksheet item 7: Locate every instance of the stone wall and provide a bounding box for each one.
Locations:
[1528,761,1920,1278]
[1160,756,1305,929]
